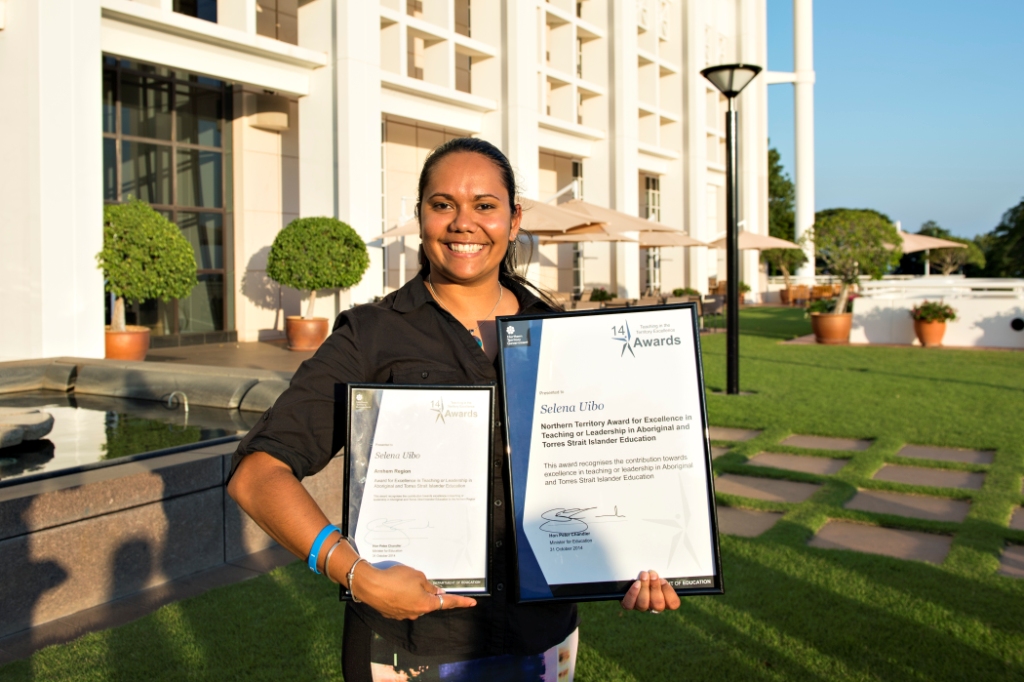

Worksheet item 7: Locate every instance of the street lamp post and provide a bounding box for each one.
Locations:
[700,64,762,395]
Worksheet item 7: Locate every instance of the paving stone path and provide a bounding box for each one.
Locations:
[999,545,1024,578]
[714,433,1017,575]
[715,474,821,504]
[845,489,970,523]
[709,427,761,442]
[809,521,953,564]
[897,444,994,465]
[746,452,847,476]
[716,507,783,538]
[873,464,985,490]
[781,435,873,451]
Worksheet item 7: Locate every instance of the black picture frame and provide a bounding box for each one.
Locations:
[340,383,496,601]
[495,303,723,604]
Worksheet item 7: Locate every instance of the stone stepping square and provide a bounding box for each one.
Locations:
[747,452,847,476]
[715,474,822,503]
[1010,507,1024,531]
[809,521,952,564]
[709,427,762,442]
[873,464,985,490]
[711,446,731,460]
[897,444,994,465]
[845,489,970,523]
[717,507,783,538]
[781,435,873,451]
[998,545,1024,579]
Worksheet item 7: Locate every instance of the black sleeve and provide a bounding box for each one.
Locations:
[229,311,367,481]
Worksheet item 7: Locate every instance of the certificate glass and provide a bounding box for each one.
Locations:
[497,305,722,603]
[342,384,494,597]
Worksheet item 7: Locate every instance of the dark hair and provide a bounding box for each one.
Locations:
[415,137,560,309]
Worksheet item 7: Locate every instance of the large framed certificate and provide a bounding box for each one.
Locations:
[497,305,722,603]
[341,384,495,598]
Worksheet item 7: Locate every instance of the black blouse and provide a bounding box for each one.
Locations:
[230,272,578,658]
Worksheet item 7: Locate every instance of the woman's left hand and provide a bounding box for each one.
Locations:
[620,570,682,613]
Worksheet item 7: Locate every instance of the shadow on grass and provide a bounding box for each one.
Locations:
[581,539,1024,682]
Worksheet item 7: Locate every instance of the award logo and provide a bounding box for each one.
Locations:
[504,320,531,347]
[353,390,374,411]
[430,396,479,424]
[612,319,683,357]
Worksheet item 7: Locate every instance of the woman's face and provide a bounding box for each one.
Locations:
[419,152,521,286]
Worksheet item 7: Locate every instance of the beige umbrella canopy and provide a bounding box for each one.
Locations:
[368,217,419,242]
[519,198,600,234]
[898,232,967,254]
[558,198,679,233]
[638,231,708,248]
[538,232,638,244]
[708,231,800,250]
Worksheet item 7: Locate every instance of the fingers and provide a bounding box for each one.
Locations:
[620,576,641,610]
[647,570,666,612]
[661,580,682,610]
[437,592,477,610]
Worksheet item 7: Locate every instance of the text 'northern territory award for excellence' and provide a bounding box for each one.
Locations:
[497,305,722,603]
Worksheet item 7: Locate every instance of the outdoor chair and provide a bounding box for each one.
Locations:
[702,295,725,331]
[573,301,602,310]
[602,299,632,309]
[637,296,662,307]
[790,285,810,306]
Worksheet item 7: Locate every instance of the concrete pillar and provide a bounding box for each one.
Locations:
[608,0,640,299]
[793,0,816,281]
[682,0,709,295]
[739,0,769,302]
[218,0,256,34]
[298,0,383,307]
[0,0,105,361]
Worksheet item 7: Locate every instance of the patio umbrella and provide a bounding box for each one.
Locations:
[708,231,800,250]
[538,232,638,244]
[898,232,967,254]
[558,198,679,233]
[519,198,601,234]
[638,231,708,248]
[368,217,419,243]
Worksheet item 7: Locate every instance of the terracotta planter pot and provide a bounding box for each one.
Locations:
[779,288,792,305]
[810,312,852,345]
[286,316,329,352]
[105,325,151,361]
[913,319,946,347]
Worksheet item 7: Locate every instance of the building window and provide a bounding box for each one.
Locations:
[173,0,217,23]
[455,0,471,37]
[642,174,661,294]
[102,56,232,339]
[571,160,585,294]
[256,0,299,46]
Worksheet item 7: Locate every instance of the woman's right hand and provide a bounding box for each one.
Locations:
[352,562,478,620]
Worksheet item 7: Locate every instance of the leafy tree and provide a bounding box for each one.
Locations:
[266,217,370,318]
[762,147,807,286]
[810,208,902,315]
[985,198,1024,277]
[96,200,198,332]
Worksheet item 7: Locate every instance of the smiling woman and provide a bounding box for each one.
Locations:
[227,138,680,682]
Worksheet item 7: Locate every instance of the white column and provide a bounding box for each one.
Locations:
[609,0,640,299]
[739,0,769,302]
[298,0,383,307]
[0,0,104,361]
[793,0,816,281]
[218,0,256,34]
[682,0,709,295]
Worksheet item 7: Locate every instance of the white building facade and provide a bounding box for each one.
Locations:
[0,0,773,361]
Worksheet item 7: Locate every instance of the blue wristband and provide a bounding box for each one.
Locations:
[307,524,341,574]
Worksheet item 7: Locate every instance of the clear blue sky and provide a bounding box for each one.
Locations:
[767,0,1024,239]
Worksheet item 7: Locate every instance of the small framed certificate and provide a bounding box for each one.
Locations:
[341,384,495,598]
[497,305,723,603]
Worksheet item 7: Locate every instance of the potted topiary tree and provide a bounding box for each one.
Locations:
[96,200,198,361]
[267,216,369,351]
[761,242,807,305]
[808,208,901,344]
[910,301,957,347]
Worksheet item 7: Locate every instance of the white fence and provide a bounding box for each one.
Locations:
[851,277,1024,349]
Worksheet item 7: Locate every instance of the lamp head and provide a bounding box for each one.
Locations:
[700,64,763,98]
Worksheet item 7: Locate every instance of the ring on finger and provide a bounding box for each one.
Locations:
[648,608,660,614]
[437,593,444,610]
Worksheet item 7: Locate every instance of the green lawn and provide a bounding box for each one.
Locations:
[4,308,1024,681]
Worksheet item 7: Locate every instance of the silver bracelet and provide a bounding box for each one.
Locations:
[347,557,368,602]
[323,540,344,584]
